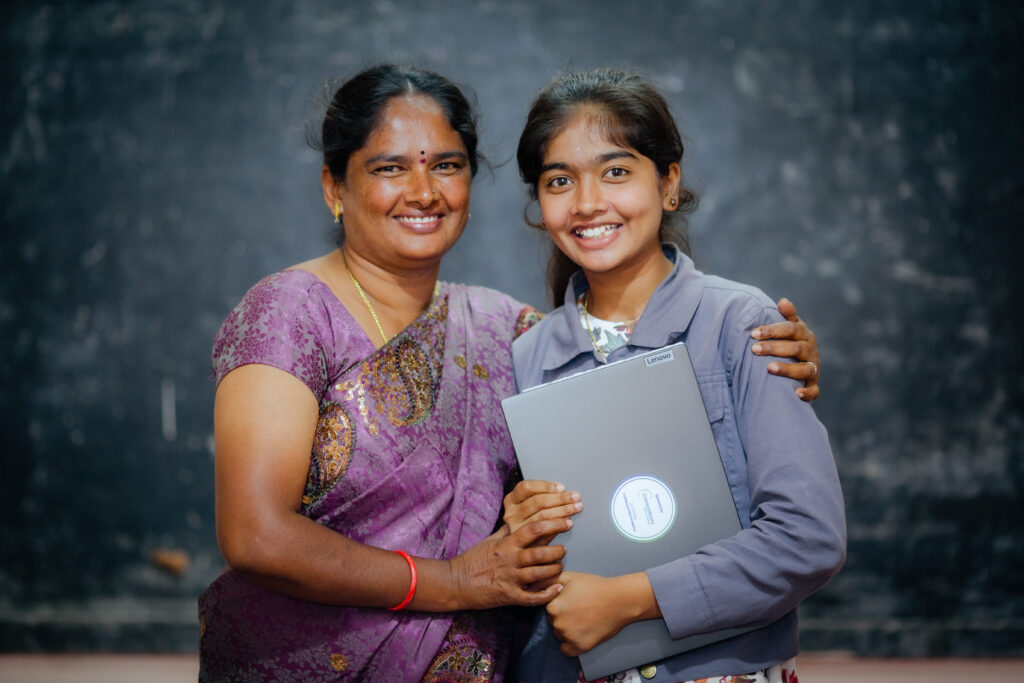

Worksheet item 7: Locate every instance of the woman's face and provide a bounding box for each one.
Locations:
[326,95,471,270]
[537,114,678,279]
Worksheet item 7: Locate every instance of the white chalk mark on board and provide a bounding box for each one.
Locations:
[161,378,177,442]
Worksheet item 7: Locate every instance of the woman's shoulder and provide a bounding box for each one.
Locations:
[443,281,525,314]
[216,268,338,343]
[241,267,328,306]
[211,268,342,394]
[443,282,545,338]
[512,300,562,344]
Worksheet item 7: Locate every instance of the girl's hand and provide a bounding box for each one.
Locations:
[751,297,821,402]
[448,518,572,610]
[503,480,583,543]
[546,571,659,656]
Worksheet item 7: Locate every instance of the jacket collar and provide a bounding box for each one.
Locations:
[539,244,704,371]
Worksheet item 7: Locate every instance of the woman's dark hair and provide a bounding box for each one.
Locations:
[309,64,481,239]
[516,69,698,305]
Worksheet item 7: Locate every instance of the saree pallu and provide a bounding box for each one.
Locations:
[199,271,533,681]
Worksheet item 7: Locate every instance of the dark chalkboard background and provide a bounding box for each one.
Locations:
[2,0,1022,656]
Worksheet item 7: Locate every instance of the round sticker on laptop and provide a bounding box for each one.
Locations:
[609,475,677,543]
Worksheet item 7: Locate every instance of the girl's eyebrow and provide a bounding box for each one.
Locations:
[540,150,639,174]
[539,161,569,174]
[364,151,468,166]
[597,150,638,164]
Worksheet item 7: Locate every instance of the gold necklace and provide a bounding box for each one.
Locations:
[342,252,389,345]
[583,291,607,361]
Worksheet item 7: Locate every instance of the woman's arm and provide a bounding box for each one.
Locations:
[751,298,821,401]
[214,364,570,611]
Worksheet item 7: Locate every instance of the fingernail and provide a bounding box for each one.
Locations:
[751,343,763,353]
[565,519,573,528]
[751,328,763,339]
[570,492,581,502]
[768,362,780,373]
[574,502,583,511]
[555,584,564,593]
[555,483,565,492]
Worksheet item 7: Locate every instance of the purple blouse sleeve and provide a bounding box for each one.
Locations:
[211,271,332,399]
[514,305,544,339]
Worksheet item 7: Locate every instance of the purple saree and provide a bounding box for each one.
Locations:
[199,269,540,682]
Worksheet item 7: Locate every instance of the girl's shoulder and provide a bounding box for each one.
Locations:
[509,302,572,391]
[688,273,787,382]
[700,273,778,310]
[696,273,785,332]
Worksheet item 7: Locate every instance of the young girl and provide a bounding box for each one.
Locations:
[508,70,846,682]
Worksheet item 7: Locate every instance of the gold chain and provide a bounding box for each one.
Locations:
[583,291,607,361]
[342,252,389,345]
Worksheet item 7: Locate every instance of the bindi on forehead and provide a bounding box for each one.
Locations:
[420,150,426,164]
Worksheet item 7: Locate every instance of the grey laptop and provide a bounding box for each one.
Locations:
[501,343,756,680]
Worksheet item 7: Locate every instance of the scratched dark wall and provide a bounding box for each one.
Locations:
[2,0,1022,655]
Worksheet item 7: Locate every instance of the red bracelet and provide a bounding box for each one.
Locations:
[388,551,417,611]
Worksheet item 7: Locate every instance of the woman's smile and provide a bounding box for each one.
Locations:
[394,212,446,232]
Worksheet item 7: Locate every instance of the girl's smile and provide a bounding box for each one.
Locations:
[571,222,621,242]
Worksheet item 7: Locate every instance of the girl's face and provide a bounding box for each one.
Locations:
[537,115,679,280]
[324,95,471,270]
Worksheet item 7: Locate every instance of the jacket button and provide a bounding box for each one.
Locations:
[639,664,657,679]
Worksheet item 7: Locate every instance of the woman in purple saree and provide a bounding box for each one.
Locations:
[199,270,546,680]
[198,64,823,682]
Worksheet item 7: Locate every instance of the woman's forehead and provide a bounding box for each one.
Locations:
[364,95,463,150]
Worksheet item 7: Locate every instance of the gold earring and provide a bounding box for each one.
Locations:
[333,202,341,223]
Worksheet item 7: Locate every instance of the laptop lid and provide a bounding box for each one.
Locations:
[501,343,755,679]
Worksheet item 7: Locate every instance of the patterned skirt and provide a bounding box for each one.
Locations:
[422,611,510,682]
[579,657,798,683]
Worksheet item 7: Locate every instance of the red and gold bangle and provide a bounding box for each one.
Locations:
[388,550,417,611]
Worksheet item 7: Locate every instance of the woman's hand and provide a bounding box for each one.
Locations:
[216,364,565,613]
[448,518,573,610]
[546,571,661,656]
[751,297,821,402]
[503,480,582,541]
